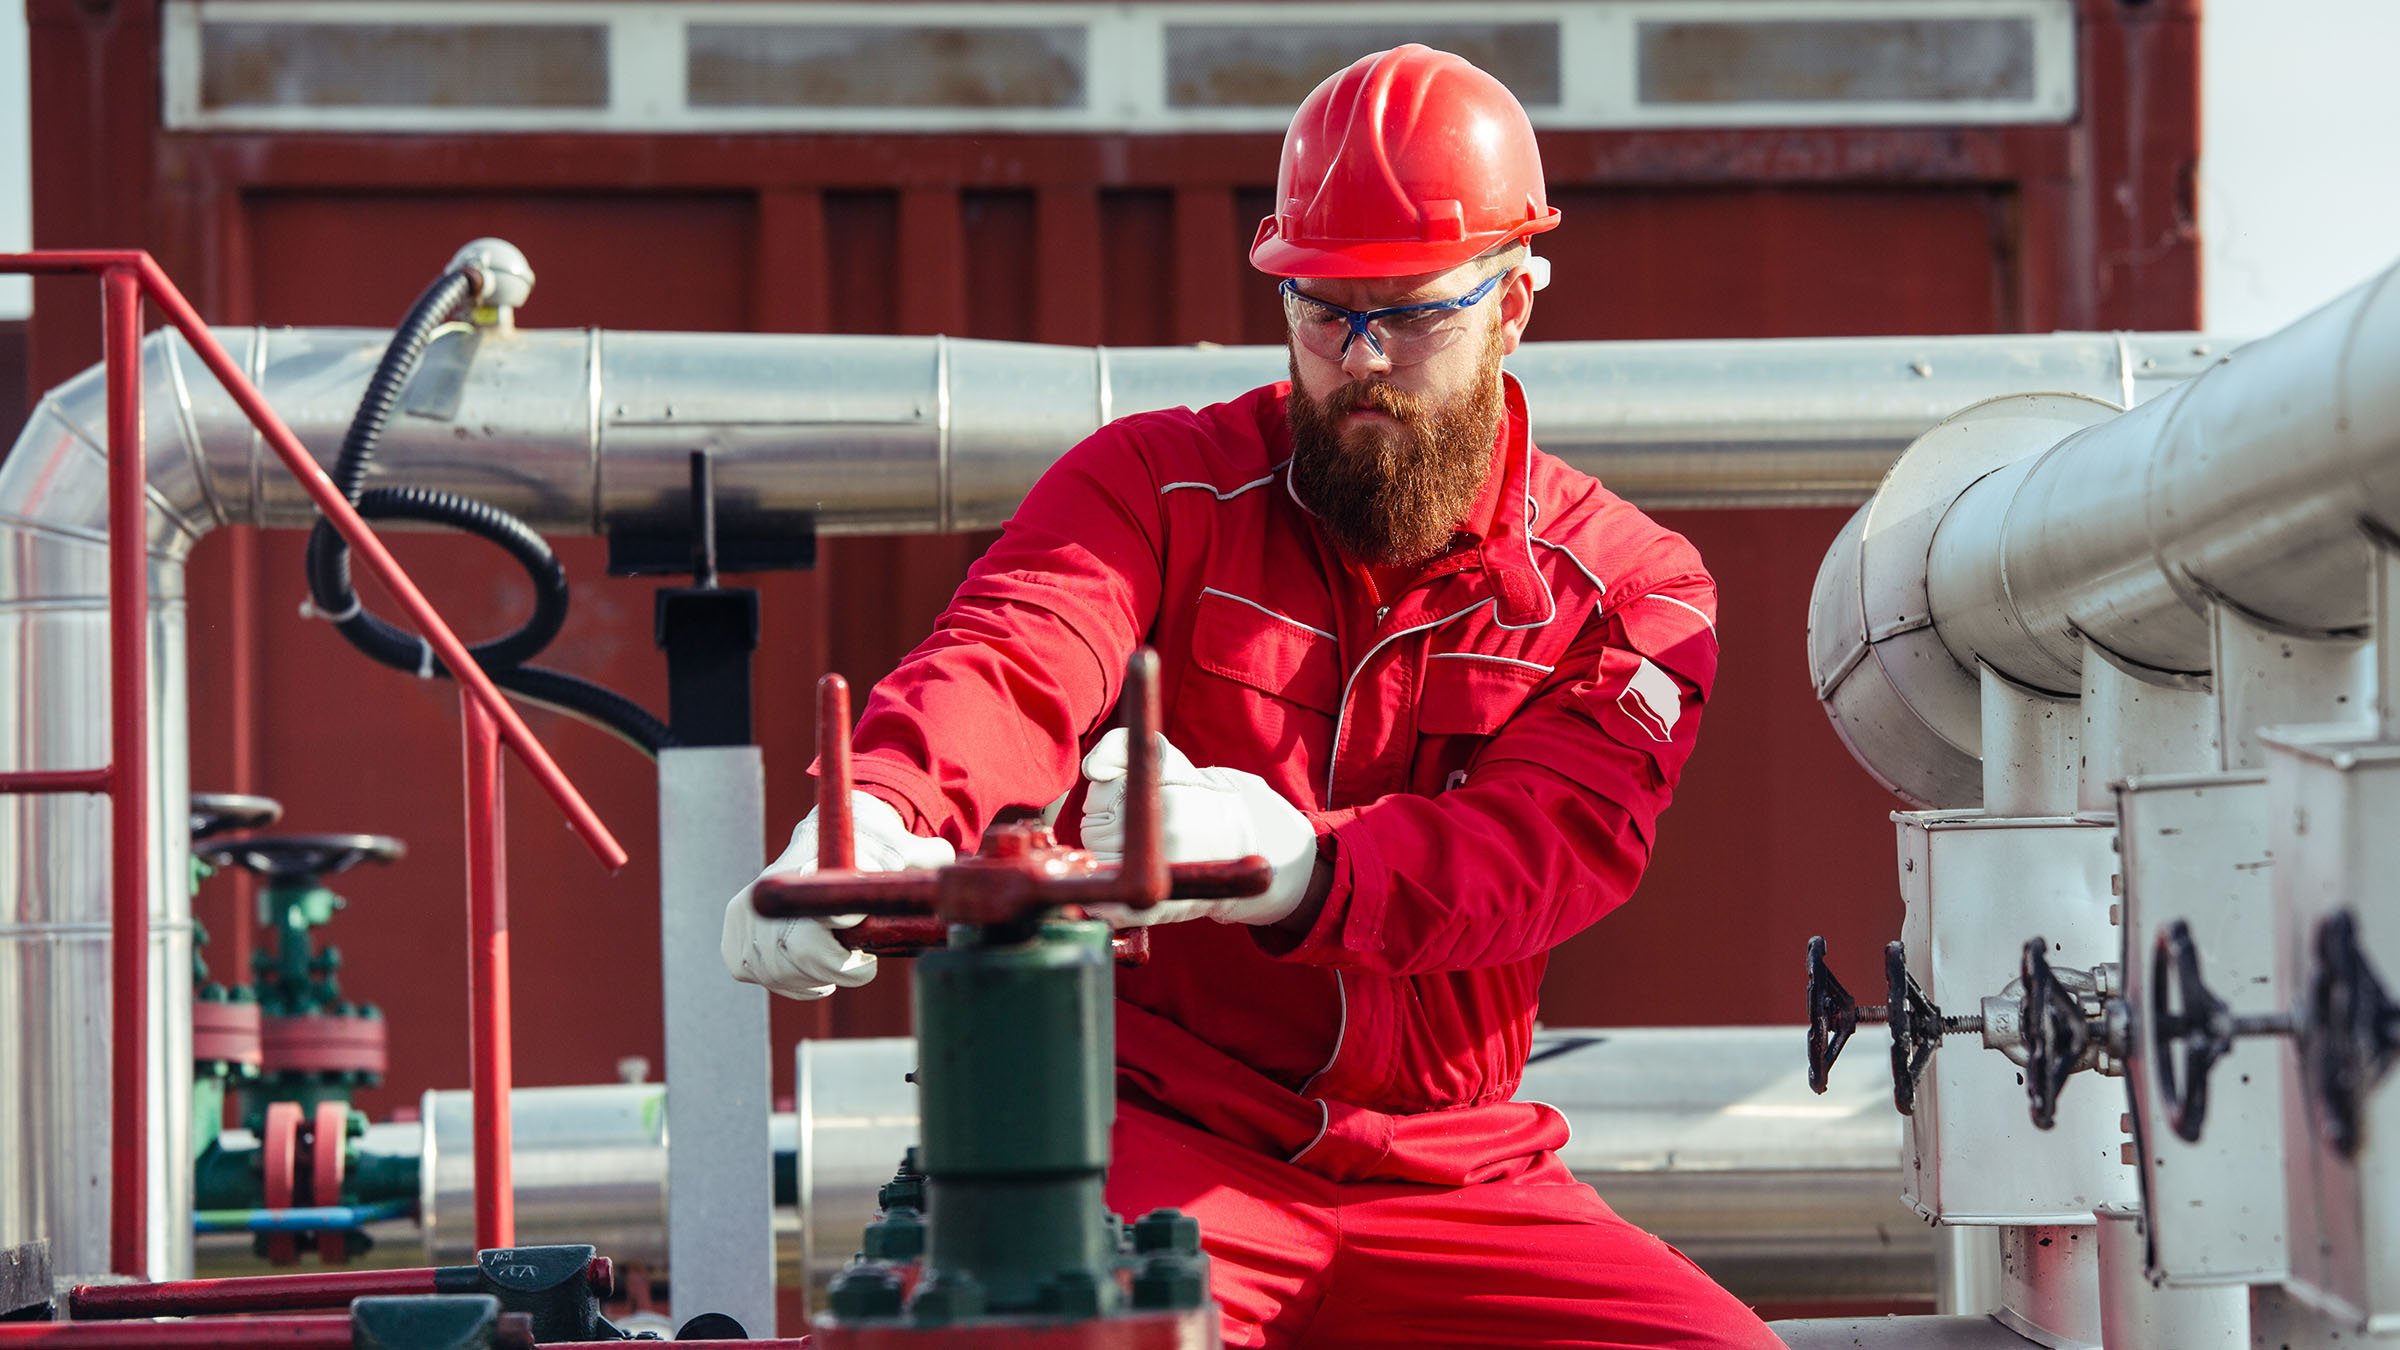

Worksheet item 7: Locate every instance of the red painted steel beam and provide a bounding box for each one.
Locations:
[462,692,515,1250]
[103,265,150,1279]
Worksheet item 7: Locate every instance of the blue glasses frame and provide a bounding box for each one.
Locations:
[1278,271,1507,362]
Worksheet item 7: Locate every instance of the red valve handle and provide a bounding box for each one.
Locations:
[757,648,1270,941]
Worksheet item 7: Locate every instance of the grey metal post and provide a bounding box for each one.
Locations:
[658,747,774,1334]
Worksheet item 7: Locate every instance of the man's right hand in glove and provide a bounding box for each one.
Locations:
[720,790,955,1000]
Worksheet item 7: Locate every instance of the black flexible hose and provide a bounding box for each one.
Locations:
[303,268,673,755]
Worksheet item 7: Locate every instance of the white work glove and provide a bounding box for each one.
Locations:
[1078,729,1317,928]
[720,791,956,1000]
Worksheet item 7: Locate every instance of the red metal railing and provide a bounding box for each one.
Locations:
[0,251,629,1275]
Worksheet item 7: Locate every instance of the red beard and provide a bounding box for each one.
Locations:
[1285,324,1505,567]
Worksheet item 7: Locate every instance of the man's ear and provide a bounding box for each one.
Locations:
[1498,268,1536,355]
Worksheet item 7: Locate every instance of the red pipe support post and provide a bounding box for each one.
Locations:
[104,266,152,1279]
[463,692,515,1250]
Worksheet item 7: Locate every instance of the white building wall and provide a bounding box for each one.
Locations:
[2202,0,2400,335]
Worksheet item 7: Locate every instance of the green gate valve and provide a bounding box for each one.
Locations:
[768,653,1262,1332]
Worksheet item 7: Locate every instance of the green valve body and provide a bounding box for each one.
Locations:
[912,918,1117,1317]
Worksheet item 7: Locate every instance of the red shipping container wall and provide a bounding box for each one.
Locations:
[25,0,2199,1113]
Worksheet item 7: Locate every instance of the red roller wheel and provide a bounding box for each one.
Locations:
[260,1100,302,1265]
[311,1100,350,1264]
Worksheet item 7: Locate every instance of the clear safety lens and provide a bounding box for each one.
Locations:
[1279,271,1505,367]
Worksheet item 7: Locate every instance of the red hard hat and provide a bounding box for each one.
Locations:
[1250,45,1560,280]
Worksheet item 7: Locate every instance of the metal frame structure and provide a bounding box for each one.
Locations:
[0,251,627,1276]
[158,0,2080,135]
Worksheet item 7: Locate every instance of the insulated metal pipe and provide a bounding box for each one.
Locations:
[1926,262,2400,694]
[0,323,2211,1279]
[1810,259,2400,805]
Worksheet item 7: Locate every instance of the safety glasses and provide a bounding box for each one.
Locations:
[1279,270,1506,367]
[1276,267,1497,365]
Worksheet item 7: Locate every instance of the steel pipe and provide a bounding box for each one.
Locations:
[1810,258,2400,805]
[1926,262,2400,694]
[0,321,2213,1279]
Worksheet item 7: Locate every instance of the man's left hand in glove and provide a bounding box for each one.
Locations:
[1078,728,1320,929]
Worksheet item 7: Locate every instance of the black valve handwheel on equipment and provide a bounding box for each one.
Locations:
[2152,910,2400,1157]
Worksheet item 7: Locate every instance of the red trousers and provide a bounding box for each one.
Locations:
[1106,1104,1786,1350]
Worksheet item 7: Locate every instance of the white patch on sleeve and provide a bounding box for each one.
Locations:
[1617,656,1683,743]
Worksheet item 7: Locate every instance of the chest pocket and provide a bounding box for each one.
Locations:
[1417,654,1547,735]
[1188,588,1340,714]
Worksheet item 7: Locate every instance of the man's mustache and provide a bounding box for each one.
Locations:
[1320,379,1431,423]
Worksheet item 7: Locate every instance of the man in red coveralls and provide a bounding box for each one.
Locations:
[723,45,1782,1350]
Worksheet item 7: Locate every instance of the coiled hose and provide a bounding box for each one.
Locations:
[302,267,673,755]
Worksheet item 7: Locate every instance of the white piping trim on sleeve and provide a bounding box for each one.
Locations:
[1199,587,1337,642]
[1427,651,1555,674]
[1532,536,1608,597]
[1639,591,1720,638]
[1161,471,1276,501]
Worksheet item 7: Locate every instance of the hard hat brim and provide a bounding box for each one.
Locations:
[1247,211,1560,280]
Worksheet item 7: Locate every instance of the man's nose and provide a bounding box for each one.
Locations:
[1339,333,1393,379]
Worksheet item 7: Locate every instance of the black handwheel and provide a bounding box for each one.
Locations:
[191,793,283,842]
[2021,937,2091,1131]
[1886,940,1938,1116]
[2307,910,2400,1159]
[196,833,407,882]
[2151,920,2228,1144]
[1806,936,1859,1095]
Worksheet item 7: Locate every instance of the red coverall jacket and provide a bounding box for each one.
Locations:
[849,372,1719,1187]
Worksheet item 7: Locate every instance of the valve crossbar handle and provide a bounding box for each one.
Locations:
[754,648,1272,935]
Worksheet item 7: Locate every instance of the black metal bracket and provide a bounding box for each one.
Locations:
[649,450,767,747]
